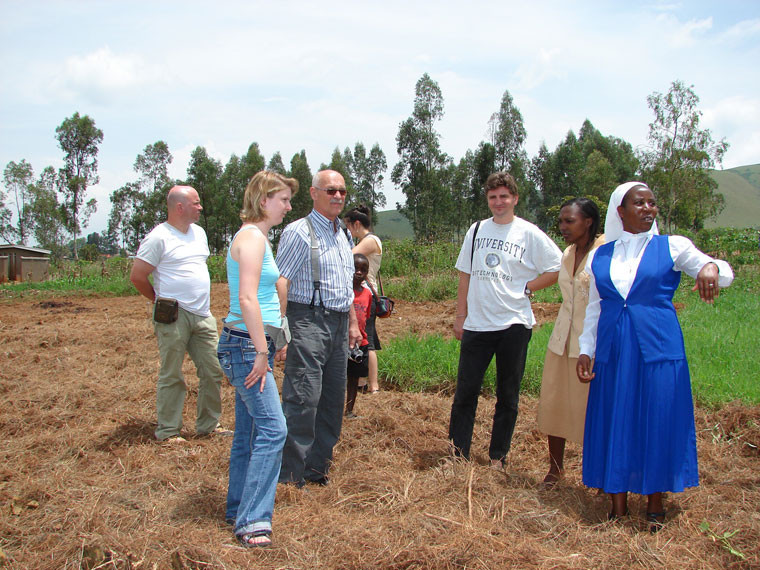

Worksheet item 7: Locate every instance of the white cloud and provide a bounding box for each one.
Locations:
[656,14,713,47]
[720,18,760,41]
[49,47,169,105]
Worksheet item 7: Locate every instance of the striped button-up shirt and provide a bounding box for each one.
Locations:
[276,209,354,312]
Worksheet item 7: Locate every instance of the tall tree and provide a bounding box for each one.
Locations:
[107,182,141,251]
[286,150,314,223]
[2,160,36,244]
[267,152,286,175]
[55,112,103,259]
[348,142,387,224]
[639,80,729,232]
[30,167,67,257]
[392,73,451,240]
[127,141,174,250]
[186,146,223,252]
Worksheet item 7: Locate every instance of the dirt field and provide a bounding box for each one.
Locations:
[0,284,758,569]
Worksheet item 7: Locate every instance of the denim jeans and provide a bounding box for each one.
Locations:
[217,329,287,536]
[448,325,532,461]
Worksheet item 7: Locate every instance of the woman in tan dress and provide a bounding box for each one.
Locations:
[537,197,603,487]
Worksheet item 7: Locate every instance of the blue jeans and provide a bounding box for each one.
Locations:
[217,329,287,536]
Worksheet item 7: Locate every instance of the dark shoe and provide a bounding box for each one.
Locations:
[306,476,329,487]
[236,529,272,548]
[646,510,666,533]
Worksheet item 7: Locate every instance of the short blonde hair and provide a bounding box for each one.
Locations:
[240,171,299,223]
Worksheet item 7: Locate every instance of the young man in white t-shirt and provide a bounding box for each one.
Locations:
[449,172,562,468]
[130,186,227,442]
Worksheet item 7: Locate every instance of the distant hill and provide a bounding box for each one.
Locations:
[373,163,760,239]
[707,163,760,229]
[374,209,414,240]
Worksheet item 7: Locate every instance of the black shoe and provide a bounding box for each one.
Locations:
[306,476,329,487]
[646,510,666,533]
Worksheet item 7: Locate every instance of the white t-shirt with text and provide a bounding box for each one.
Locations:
[455,217,562,331]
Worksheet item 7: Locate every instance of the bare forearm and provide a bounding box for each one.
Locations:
[527,271,559,293]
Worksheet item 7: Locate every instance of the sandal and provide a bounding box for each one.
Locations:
[646,510,666,533]
[236,529,272,548]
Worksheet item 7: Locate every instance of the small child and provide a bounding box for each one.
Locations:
[345,253,372,418]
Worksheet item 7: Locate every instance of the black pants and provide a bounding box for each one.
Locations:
[448,325,532,461]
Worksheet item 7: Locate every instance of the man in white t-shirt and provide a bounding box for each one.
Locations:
[130,186,227,442]
[449,172,562,468]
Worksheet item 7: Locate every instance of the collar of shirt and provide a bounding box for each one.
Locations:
[309,209,341,234]
[617,230,653,259]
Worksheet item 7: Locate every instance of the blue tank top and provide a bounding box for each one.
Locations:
[226,226,281,330]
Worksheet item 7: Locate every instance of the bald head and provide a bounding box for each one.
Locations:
[166,185,202,232]
[167,185,196,208]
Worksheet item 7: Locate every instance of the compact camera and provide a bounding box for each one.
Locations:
[348,345,365,364]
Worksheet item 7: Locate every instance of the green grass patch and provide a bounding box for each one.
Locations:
[380,324,553,397]
[380,264,759,406]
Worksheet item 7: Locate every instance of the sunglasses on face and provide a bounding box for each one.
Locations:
[315,186,347,196]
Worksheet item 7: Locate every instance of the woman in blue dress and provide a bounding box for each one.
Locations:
[576,182,733,531]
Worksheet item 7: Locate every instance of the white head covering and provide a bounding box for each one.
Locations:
[604,181,659,241]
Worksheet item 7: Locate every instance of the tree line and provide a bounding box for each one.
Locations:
[1,76,727,259]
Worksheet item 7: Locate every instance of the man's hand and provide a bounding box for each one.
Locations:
[348,323,362,348]
[453,315,466,341]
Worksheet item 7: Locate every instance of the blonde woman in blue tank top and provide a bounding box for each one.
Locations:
[217,171,298,548]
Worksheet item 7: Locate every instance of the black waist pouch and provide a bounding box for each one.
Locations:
[153,297,179,324]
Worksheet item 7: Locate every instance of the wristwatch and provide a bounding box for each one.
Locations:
[524,285,534,298]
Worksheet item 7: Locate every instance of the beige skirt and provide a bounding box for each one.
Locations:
[536,347,590,445]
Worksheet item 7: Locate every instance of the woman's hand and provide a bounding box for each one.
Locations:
[577,354,595,383]
[693,262,720,304]
[244,352,271,391]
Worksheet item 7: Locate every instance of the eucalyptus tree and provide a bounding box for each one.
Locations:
[350,142,387,224]
[392,73,451,241]
[55,112,103,259]
[2,159,35,244]
[639,80,728,232]
[186,146,223,251]
[30,166,68,257]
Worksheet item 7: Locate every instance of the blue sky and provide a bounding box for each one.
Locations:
[1,0,758,237]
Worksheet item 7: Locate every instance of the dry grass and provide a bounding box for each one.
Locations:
[0,286,758,569]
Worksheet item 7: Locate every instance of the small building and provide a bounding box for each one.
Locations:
[0,244,51,283]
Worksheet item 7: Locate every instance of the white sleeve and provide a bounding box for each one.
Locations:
[454,223,477,274]
[669,235,734,288]
[578,248,600,358]
[135,230,163,267]
[535,229,562,273]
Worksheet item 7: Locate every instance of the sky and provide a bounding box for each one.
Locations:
[1,0,759,238]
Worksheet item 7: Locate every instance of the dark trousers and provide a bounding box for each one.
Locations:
[448,325,532,461]
[279,302,349,485]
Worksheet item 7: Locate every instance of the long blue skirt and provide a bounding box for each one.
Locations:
[582,310,699,495]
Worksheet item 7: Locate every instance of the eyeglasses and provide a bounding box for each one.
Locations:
[315,186,347,196]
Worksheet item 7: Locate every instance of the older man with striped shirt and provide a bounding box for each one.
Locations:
[275,169,362,487]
